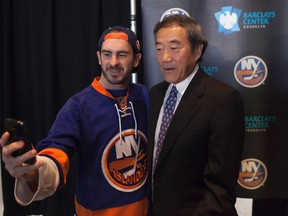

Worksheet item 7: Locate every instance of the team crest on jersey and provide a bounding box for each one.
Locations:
[238,158,268,190]
[234,56,268,88]
[101,129,147,192]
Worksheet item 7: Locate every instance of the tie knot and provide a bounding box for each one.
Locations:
[170,85,178,96]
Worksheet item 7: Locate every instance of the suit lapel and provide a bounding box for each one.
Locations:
[148,82,168,174]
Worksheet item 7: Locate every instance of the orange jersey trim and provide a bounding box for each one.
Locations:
[75,197,148,216]
[91,77,130,109]
[38,148,69,184]
[91,77,115,99]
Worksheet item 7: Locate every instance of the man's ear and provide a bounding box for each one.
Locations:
[133,53,142,68]
[96,51,101,65]
[195,44,203,61]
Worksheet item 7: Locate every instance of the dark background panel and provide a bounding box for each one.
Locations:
[141,0,288,216]
[1,0,288,215]
[0,0,140,215]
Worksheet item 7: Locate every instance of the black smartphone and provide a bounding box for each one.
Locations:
[3,118,36,165]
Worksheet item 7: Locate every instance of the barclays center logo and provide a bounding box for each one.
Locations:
[201,65,219,76]
[215,6,277,34]
[214,6,242,34]
[245,115,276,133]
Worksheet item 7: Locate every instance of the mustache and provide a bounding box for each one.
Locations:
[107,66,123,71]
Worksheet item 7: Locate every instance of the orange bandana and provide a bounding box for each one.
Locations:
[104,32,128,41]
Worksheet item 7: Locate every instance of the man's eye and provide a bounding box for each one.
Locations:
[119,53,128,58]
[102,52,111,57]
[156,48,163,53]
[170,47,179,52]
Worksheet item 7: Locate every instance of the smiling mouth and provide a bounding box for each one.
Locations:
[163,67,175,72]
[109,68,122,74]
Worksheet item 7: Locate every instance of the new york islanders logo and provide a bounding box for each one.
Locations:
[101,129,147,192]
[160,8,190,22]
[238,158,268,190]
[234,56,268,88]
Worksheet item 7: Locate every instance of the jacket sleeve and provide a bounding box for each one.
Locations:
[194,89,245,215]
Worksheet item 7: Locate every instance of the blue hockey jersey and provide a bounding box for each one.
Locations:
[36,77,149,215]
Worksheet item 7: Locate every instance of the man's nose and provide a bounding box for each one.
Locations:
[161,48,173,62]
[110,55,120,65]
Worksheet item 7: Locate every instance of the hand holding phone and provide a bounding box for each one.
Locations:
[3,118,36,165]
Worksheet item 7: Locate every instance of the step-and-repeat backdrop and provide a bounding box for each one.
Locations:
[141,0,288,198]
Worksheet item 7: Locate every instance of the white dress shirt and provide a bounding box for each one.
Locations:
[153,64,199,169]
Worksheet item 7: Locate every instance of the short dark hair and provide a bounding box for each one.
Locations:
[154,15,208,62]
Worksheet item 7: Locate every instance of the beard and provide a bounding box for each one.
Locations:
[101,65,131,85]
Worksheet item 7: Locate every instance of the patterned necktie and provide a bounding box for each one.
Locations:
[154,85,178,169]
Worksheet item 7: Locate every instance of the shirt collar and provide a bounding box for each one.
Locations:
[167,64,199,96]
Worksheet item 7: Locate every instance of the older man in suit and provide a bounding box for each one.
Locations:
[148,15,245,216]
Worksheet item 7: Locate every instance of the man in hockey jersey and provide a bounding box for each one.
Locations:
[0,26,149,216]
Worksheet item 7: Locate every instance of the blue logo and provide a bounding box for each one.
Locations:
[243,11,276,29]
[245,115,276,132]
[201,65,219,76]
[215,6,242,34]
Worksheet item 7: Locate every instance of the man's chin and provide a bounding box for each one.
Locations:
[108,77,128,85]
[163,76,176,84]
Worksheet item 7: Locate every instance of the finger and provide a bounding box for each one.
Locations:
[4,153,25,176]
[2,142,29,174]
[6,157,43,179]
[0,132,10,148]
[1,141,25,163]
[18,148,37,165]
[8,161,37,178]
[3,147,36,169]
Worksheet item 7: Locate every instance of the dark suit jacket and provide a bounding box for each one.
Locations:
[148,69,245,216]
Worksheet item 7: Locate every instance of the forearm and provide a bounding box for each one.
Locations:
[14,155,60,206]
